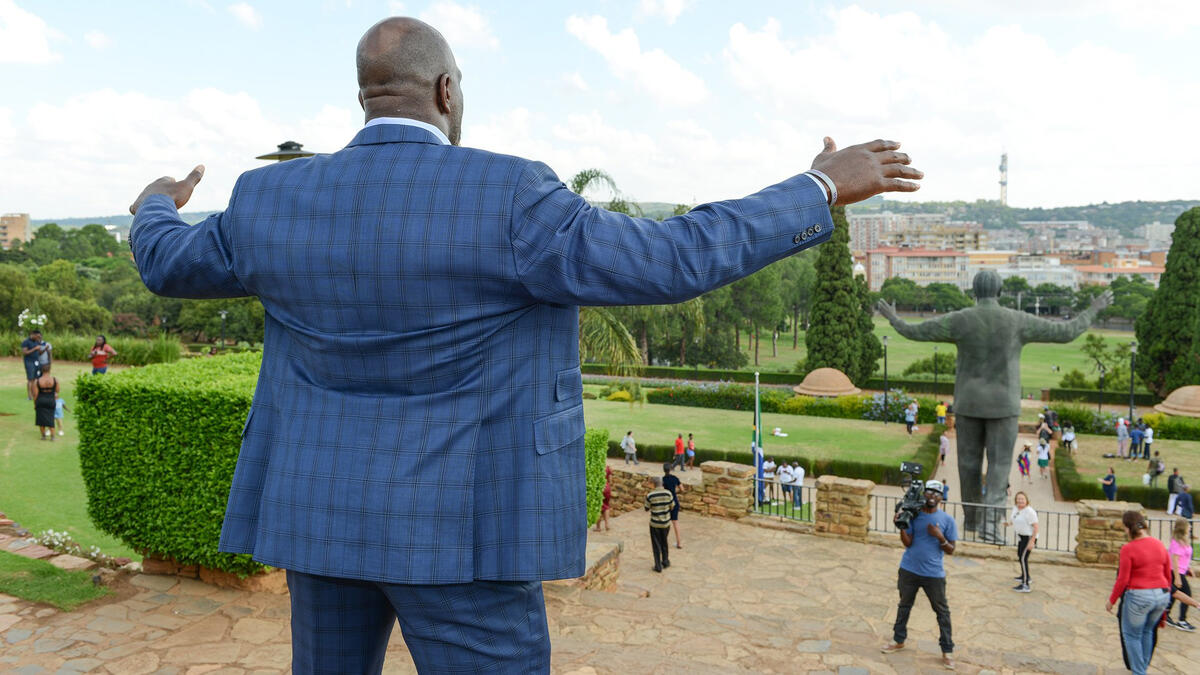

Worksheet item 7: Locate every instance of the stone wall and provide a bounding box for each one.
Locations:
[574,539,622,592]
[606,461,754,521]
[1076,500,1141,565]
[814,475,875,541]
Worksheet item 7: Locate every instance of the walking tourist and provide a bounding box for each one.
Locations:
[1106,510,1171,675]
[1167,469,1184,515]
[939,431,950,475]
[1035,414,1052,447]
[1036,439,1051,479]
[790,461,805,510]
[89,335,117,375]
[53,395,69,437]
[672,433,687,471]
[1116,418,1130,458]
[645,477,674,572]
[1004,491,1038,592]
[881,479,956,670]
[126,13,921,670]
[1130,422,1144,462]
[594,466,612,533]
[32,364,58,441]
[1017,444,1032,484]
[936,400,947,425]
[1061,422,1076,455]
[662,462,683,549]
[1143,424,1154,460]
[1101,467,1118,501]
[904,402,917,435]
[1166,517,1196,632]
[621,430,638,465]
[684,433,696,469]
[778,461,794,506]
[21,330,47,400]
[1176,484,1194,521]
[1148,452,1164,489]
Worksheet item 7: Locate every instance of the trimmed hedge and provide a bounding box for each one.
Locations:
[584,428,609,528]
[1050,387,1158,406]
[76,352,264,575]
[1054,446,1168,509]
[1,332,181,366]
[645,382,939,424]
[582,363,956,394]
[607,425,943,486]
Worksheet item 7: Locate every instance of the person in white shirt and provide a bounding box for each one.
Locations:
[1061,422,1076,456]
[778,463,795,510]
[621,430,638,465]
[1036,440,1051,479]
[1004,491,1039,592]
[790,461,806,510]
[763,458,778,504]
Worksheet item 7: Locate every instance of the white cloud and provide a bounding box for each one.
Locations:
[418,2,498,51]
[563,72,589,92]
[720,7,1200,207]
[84,30,111,49]
[638,0,690,25]
[0,0,61,64]
[565,15,708,107]
[227,2,262,30]
[6,89,358,218]
[387,1,406,15]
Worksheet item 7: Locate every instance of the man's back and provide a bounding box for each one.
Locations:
[645,488,674,527]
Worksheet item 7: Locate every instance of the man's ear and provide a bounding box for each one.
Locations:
[436,73,452,114]
[358,91,365,111]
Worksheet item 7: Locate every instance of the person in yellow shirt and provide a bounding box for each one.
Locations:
[935,401,948,425]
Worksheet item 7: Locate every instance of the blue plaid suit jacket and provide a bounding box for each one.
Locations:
[131,122,833,583]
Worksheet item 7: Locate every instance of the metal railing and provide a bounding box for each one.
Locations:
[869,495,1080,554]
[1146,517,1200,561]
[751,477,814,522]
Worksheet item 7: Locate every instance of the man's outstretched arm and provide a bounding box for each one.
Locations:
[1022,290,1112,344]
[876,300,954,342]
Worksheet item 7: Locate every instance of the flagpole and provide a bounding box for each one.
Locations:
[754,371,763,508]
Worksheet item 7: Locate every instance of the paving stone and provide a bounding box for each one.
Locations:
[93,605,127,620]
[837,667,869,675]
[0,601,19,613]
[68,630,105,644]
[237,644,290,669]
[142,614,188,630]
[11,543,56,559]
[796,639,831,653]
[33,637,75,653]
[173,579,218,597]
[59,657,103,672]
[0,614,22,632]
[96,642,147,659]
[57,645,97,659]
[85,617,134,635]
[129,575,179,592]
[104,652,159,675]
[7,538,31,550]
[35,609,56,619]
[164,643,241,664]
[6,627,34,643]
[172,597,223,616]
[229,618,280,645]
[13,666,46,674]
[46,555,96,571]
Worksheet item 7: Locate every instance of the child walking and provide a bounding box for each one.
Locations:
[1017,444,1032,483]
[1167,517,1196,631]
[54,395,69,436]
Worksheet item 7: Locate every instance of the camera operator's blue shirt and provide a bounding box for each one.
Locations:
[900,509,957,578]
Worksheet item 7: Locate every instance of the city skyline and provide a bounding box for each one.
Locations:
[2,1,1198,218]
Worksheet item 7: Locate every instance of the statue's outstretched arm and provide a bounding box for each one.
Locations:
[1022,290,1113,343]
[875,299,954,342]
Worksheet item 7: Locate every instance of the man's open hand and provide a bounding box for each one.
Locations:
[810,138,922,205]
[129,165,205,215]
[1089,289,1114,314]
[876,299,900,323]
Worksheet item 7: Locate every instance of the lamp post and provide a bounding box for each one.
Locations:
[1129,341,1138,422]
[218,310,228,349]
[1097,364,1106,414]
[883,335,889,425]
[933,345,939,391]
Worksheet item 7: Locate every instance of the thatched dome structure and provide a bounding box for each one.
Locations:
[1154,385,1200,418]
[792,367,861,398]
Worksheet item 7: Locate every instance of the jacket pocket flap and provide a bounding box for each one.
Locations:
[555,367,583,402]
[240,408,255,438]
[534,405,585,455]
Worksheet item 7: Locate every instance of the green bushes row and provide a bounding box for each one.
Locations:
[584,428,609,528]
[1055,404,1200,441]
[606,425,943,486]
[581,363,956,395]
[645,382,939,424]
[1050,388,1158,406]
[76,352,264,576]
[1,332,181,366]
[1054,447,1168,509]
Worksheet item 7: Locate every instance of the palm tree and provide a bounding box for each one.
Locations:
[568,168,643,375]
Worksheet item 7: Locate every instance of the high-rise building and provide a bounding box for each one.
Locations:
[0,213,31,250]
[865,247,970,291]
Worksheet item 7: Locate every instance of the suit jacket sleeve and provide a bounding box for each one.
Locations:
[509,162,833,306]
[130,193,249,299]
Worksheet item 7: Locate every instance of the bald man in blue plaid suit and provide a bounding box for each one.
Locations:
[129,17,921,675]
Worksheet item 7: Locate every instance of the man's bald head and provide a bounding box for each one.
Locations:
[356,17,463,144]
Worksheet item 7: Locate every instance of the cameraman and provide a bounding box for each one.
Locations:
[882,479,957,671]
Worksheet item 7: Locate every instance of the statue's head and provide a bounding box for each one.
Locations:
[972,270,1002,299]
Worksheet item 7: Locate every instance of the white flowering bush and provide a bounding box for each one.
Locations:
[17,308,48,331]
[32,528,123,568]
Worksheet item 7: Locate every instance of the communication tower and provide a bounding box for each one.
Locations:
[999,153,1008,205]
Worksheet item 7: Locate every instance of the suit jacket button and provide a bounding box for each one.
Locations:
[793,234,803,244]
[813,223,823,233]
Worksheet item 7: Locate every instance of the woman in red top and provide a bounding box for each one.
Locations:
[1106,510,1172,675]
[89,335,117,375]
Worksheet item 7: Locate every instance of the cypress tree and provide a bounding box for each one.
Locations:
[805,206,860,378]
[1135,207,1200,397]
[852,274,882,384]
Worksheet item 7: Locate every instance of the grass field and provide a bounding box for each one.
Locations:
[0,550,111,610]
[0,358,137,560]
[583,397,922,463]
[734,316,1139,393]
[1069,432,1200,490]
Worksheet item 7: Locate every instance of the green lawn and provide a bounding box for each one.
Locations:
[0,358,137,560]
[734,316,1138,394]
[1069,432,1200,490]
[0,549,111,610]
[583,397,923,463]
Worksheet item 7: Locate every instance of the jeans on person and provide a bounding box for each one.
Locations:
[893,567,953,654]
[671,453,686,471]
[792,484,803,508]
[1120,588,1170,675]
[92,366,108,375]
[1169,575,1192,622]
[649,526,670,570]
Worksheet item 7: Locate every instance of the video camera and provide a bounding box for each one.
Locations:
[893,461,925,531]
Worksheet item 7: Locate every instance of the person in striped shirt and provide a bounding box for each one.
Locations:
[645,477,675,572]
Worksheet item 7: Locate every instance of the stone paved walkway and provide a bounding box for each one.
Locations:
[4,508,1200,673]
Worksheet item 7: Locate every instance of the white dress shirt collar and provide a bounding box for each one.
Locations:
[364,117,451,146]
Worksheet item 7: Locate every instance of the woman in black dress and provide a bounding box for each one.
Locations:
[33,363,59,441]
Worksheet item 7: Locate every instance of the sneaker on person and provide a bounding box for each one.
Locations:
[57,431,64,436]
[1167,617,1182,630]
[1180,620,1197,632]
[1013,584,1031,593]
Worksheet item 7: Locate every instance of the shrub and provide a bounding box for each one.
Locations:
[584,428,609,527]
[0,331,181,366]
[76,352,264,576]
[645,382,790,412]
[1054,445,1167,509]
[605,390,633,402]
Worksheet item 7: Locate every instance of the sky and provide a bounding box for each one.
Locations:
[1,0,1198,219]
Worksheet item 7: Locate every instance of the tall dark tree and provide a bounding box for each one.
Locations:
[804,206,859,377]
[1135,207,1200,396]
[851,274,882,384]
[731,265,782,366]
[779,253,816,348]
